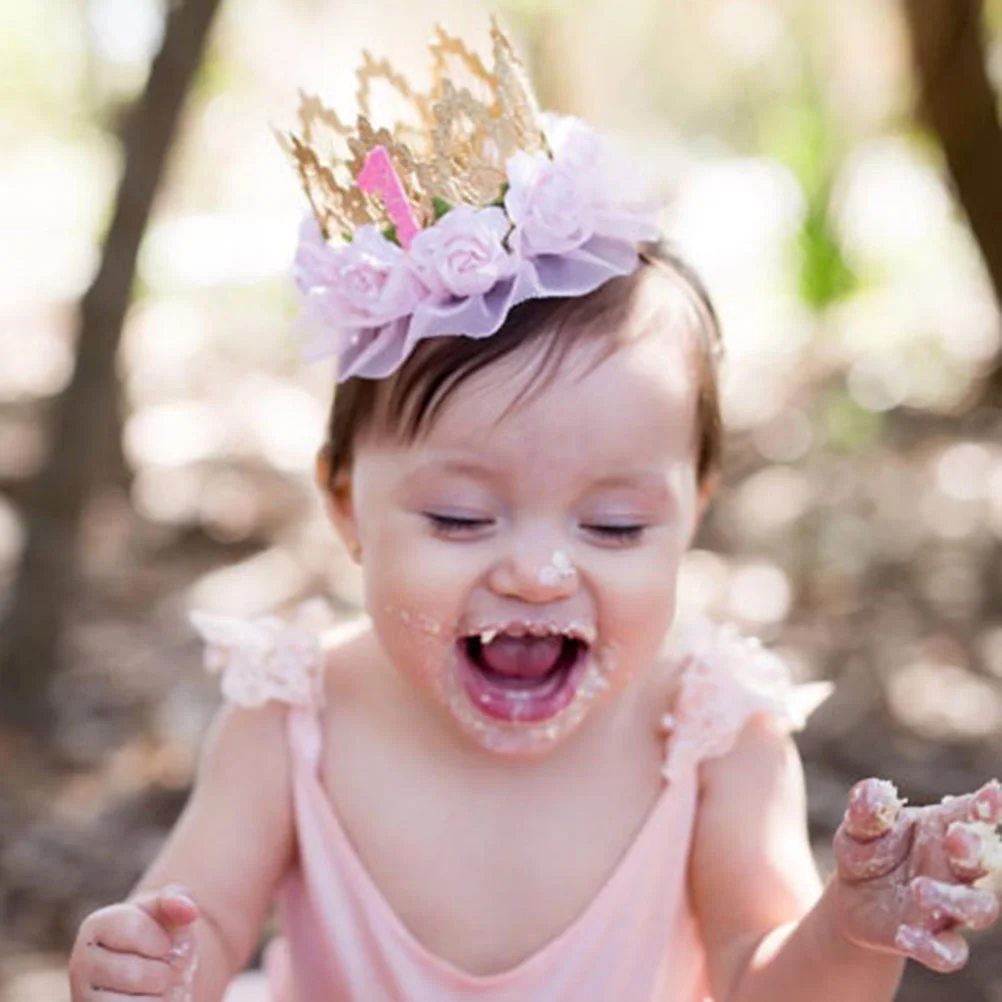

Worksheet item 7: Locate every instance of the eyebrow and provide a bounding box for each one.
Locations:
[587,470,673,493]
[406,457,676,498]
[405,458,502,483]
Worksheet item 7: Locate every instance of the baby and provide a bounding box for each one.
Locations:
[67,22,1001,1002]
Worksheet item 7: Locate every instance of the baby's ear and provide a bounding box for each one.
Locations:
[316,448,362,563]
[315,446,332,492]
[695,472,718,528]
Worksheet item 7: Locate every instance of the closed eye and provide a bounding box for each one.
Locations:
[424,513,494,536]
[582,524,647,544]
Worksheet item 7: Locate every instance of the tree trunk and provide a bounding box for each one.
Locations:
[901,0,1002,400]
[0,0,224,737]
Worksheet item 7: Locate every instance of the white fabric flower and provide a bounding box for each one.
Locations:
[504,150,595,256]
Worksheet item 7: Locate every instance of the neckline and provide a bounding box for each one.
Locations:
[305,759,691,987]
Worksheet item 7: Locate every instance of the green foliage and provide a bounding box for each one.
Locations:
[491,182,511,207]
[823,388,881,451]
[759,86,834,199]
[760,73,857,311]
[986,0,1002,35]
[432,196,453,220]
[382,223,400,246]
[796,195,858,309]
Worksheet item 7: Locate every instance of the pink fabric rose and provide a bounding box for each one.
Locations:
[505,150,595,256]
[294,218,426,331]
[409,205,518,299]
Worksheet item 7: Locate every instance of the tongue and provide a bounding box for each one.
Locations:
[479,635,564,678]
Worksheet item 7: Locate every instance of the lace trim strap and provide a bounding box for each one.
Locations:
[189,600,329,710]
[661,619,833,783]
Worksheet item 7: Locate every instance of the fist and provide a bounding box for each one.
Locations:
[832,777,1002,973]
[68,884,200,1001]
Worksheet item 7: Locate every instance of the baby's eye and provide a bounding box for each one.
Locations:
[424,513,494,536]
[582,523,647,544]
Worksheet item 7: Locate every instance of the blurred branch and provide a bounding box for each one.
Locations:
[0,0,224,739]
[902,0,1002,399]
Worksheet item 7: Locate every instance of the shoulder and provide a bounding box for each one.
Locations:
[197,697,292,791]
[696,705,804,798]
[315,616,385,719]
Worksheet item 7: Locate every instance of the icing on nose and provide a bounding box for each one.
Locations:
[538,548,576,587]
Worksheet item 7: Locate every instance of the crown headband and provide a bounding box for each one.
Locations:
[281,20,660,381]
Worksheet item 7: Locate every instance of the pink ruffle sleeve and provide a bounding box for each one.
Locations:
[662,619,833,783]
[189,603,327,709]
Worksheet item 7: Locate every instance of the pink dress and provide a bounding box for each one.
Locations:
[191,612,831,1002]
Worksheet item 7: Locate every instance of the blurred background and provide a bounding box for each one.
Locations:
[3,0,1002,998]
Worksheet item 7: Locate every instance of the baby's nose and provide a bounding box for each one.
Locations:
[488,543,579,603]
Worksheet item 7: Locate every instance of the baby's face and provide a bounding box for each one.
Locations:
[341,329,701,757]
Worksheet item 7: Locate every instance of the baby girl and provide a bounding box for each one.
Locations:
[68,21,1001,1002]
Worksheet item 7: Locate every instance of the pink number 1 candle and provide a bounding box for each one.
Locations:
[356,146,421,249]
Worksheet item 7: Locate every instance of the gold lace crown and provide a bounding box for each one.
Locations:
[277,20,546,242]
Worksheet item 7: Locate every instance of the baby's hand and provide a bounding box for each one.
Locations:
[68,884,200,1001]
[832,777,1002,973]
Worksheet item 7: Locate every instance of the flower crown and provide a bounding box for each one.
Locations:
[281,20,660,382]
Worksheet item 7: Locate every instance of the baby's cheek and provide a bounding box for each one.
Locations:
[363,540,466,690]
[367,596,455,698]
[600,552,680,682]
[366,528,459,616]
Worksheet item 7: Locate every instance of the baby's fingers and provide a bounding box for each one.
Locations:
[80,905,173,959]
[894,925,969,973]
[929,780,1002,829]
[844,779,906,841]
[86,946,174,996]
[911,875,999,931]
[133,884,200,932]
[944,821,1002,881]
[835,779,912,881]
[966,780,1002,824]
[83,994,160,1002]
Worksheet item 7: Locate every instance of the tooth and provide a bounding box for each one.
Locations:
[558,623,596,645]
[480,629,498,645]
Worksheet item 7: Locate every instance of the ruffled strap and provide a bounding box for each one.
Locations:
[661,619,833,783]
[189,601,328,710]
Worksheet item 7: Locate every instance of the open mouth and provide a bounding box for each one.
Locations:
[456,627,593,723]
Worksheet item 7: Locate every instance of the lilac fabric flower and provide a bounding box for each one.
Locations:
[541,114,602,180]
[409,205,518,298]
[540,112,661,245]
[504,151,595,256]
[295,219,426,331]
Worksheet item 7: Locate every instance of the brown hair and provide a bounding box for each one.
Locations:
[323,240,724,491]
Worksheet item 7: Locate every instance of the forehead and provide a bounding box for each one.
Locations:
[411,329,699,478]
